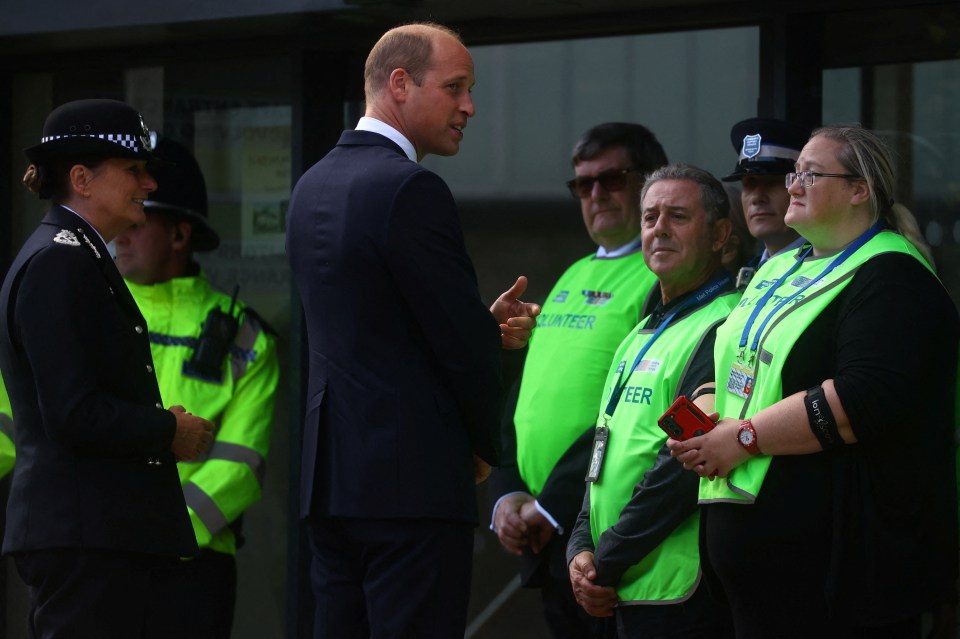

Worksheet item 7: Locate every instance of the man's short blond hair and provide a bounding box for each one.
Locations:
[363,22,462,102]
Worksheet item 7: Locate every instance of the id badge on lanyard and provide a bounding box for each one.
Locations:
[726,360,755,400]
[584,424,609,483]
[585,270,735,483]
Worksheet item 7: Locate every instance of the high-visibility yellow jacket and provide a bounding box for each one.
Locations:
[126,272,279,556]
[0,370,14,480]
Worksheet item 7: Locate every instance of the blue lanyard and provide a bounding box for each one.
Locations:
[603,271,733,419]
[737,221,884,362]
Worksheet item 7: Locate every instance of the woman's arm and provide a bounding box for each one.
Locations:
[668,379,855,478]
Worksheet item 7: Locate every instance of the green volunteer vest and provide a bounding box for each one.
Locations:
[589,289,738,602]
[700,231,931,504]
[515,250,656,495]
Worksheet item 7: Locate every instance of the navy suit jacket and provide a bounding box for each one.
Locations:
[287,130,502,525]
[0,206,197,557]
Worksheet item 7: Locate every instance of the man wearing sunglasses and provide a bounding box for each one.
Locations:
[721,117,811,289]
[490,122,666,639]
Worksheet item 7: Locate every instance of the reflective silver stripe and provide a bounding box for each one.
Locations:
[230,316,262,381]
[208,440,266,487]
[183,482,229,537]
[0,413,13,440]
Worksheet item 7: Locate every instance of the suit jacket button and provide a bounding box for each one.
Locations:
[135,325,144,334]
[146,364,154,373]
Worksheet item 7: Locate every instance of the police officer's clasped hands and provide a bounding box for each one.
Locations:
[169,405,214,461]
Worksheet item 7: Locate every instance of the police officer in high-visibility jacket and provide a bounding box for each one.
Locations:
[0,370,13,479]
[115,138,279,638]
[567,164,737,638]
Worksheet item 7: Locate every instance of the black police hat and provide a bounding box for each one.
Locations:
[722,118,811,182]
[144,138,220,252]
[24,99,159,165]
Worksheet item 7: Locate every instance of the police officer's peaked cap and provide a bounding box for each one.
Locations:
[144,138,220,252]
[24,99,159,165]
[722,118,811,182]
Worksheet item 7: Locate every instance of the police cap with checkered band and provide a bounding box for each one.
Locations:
[24,99,158,164]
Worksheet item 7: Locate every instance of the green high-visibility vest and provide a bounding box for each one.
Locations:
[590,288,738,603]
[700,231,932,504]
[515,250,656,496]
[0,370,14,479]
[126,273,279,555]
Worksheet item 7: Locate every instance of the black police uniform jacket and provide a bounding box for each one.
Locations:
[0,205,197,558]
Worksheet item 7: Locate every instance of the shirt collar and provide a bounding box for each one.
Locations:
[596,236,642,259]
[356,117,417,163]
[60,205,109,250]
[759,235,808,265]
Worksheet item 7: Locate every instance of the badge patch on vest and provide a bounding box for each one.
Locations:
[635,359,661,373]
[53,230,80,246]
[582,290,612,306]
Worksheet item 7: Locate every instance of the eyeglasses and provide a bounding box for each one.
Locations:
[566,168,639,199]
[785,171,861,188]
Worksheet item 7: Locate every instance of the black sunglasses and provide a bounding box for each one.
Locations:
[566,168,639,199]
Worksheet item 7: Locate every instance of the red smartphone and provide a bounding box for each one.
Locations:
[658,395,715,441]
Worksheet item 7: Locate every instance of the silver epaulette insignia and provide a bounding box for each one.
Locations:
[53,230,80,246]
[77,228,102,259]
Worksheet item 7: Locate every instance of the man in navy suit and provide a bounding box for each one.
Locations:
[287,22,540,639]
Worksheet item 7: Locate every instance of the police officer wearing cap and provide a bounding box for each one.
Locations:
[115,138,279,638]
[0,99,214,638]
[721,118,811,289]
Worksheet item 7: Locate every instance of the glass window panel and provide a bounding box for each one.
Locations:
[822,67,861,125]
[824,60,960,306]
[425,27,759,200]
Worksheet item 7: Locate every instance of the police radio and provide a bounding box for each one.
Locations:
[187,285,240,382]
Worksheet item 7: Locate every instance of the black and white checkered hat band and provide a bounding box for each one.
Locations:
[40,133,146,152]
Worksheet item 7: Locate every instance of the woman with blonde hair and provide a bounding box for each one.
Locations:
[670,125,958,637]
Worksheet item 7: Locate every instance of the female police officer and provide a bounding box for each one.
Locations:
[0,99,213,637]
[670,126,958,637]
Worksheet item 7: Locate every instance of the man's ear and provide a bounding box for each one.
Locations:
[387,68,409,102]
[172,221,193,251]
[712,217,733,253]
